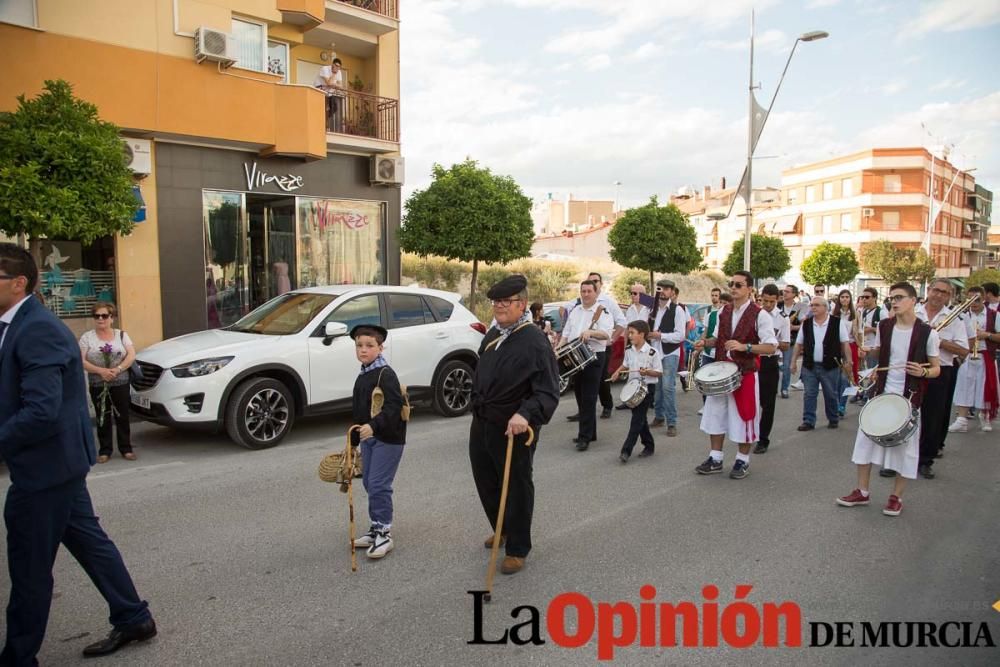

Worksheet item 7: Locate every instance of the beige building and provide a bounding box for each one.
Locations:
[754,147,976,286]
[532,195,618,258]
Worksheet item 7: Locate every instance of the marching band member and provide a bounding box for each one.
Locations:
[948,286,998,433]
[789,297,852,431]
[836,282,941,517]
[647,279,687,437]
[556,280,614,451]
[912,279,969,479]
[692,271,777,479]
[858,287,884,403]
[701,287,723,367]
[780,285,808,396]
[754,284,790,454]
[567,272,627,419]
[470,275,559,575]
[832,289,860,416]
[610,320,662,462]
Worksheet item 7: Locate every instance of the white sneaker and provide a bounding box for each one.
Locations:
[790,380,804,391]
[981,416,993,432]
[353,526,376,549]
[948,417,968,433]
[367,530,394,559]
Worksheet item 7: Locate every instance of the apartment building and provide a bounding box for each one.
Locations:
[0,0,402,347]
[531,195,617,258]
[972,185,996,269]
[755,148,976,286]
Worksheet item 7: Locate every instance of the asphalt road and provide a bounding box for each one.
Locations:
[2,384,998,666]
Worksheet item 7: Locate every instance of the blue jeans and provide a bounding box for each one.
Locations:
[654,354,679,425]
[801,365,841,426]
[781,346,795,393]
[360,437,404,528]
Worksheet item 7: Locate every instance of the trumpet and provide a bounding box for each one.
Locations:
[685,345,699,391]
[934,294,980,332]
[971,320,981,360]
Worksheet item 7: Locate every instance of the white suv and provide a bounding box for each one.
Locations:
[130,285,485,449]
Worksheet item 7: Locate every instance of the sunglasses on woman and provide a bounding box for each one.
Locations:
[94,313,112,320]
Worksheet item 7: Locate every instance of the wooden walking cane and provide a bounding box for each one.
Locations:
[346,425,361,573]
[484,425,535,603]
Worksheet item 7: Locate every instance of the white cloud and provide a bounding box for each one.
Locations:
[929,78,968,92]
[705,29,790,53]
[881,80,908,95]
[901,0,1000,38]
[806,0,840,7]
[629,42,664,61]
[583,54,611,71]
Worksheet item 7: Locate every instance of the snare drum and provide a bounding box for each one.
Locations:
[859,393,918,447]
[556,338,597,380]
[693,361,741,395]
[619,378,649,408]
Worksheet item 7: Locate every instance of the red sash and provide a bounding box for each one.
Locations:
[985,309,999,421]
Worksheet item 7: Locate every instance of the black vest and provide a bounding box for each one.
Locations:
[649,301,680,355]
[801,316,844,370]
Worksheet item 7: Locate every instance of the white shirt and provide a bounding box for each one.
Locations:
[718,301,778,361]
[313,65,343,90]
[567,292,627,329]
[861,306,883,348]
[625,303,650,325]
[762,307,790,358]
[623,343,662,385]
[794,315,851,363]
[872,323,941,394]
[965,309,985,340]
[915,303,968,366]
[561,302,614,353]
[649,299,687,358]
[0,294,31,351]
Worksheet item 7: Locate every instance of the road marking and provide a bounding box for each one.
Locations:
[993,599,1000,613]
[89,461,187,479]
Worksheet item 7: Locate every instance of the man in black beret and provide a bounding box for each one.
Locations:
[470,274,559,575]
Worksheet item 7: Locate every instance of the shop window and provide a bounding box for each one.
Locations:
[36,237,116,320]
[204,191,246,328]
[297,197,385,288]
[232,18,266,72]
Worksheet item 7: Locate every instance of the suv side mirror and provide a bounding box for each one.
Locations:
[323,321,349,346]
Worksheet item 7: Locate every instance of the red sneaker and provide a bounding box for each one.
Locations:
[835,489,871,507]
[882,495,902,517]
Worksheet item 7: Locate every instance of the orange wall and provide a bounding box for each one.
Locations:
[0,23,325,158]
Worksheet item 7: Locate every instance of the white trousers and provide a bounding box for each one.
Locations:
[851,418,920,480]
[952,357,992,410]
[699,374,760,445]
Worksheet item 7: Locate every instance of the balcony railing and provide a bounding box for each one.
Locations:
[336,0,398,19]
[326,88,399,143]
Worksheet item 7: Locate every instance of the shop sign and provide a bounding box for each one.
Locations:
[243,162,304,193]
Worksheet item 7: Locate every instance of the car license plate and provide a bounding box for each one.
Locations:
[130,389,150,410]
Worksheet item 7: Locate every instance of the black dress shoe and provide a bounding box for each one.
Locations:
[619,452,629,463]
[753,443,768,454]
[574,438,590,451]
[82,619,157,657]
[797,423,815,431]
[566,414,580,422]
[918,464,935,479]
[827,421,839,429]
[637,449,653,458]
[879,468,897,478]
[600,407,613,419]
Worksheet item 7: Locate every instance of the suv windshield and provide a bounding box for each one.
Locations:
[228,293,337,335]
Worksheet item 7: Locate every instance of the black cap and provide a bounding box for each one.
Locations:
[486,274,527,300]
[350,324,388,342]
[656,278,676,289]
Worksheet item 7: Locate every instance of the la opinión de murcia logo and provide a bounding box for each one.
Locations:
[244,162,304,193]
[467,585,996,660]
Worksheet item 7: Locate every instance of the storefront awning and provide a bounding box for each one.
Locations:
[132,186,146,223]
[771,214,800,234]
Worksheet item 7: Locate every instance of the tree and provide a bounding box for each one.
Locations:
[400,160,533,308]
[967,267,1000,288]
[0,80,137,259]
[860,241,937,284]
[607,197,702,290]
[800,242,860,287]
[722,234,791,280]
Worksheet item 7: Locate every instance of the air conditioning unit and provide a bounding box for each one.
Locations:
[122,138,152,175]
[371,156,404,185]
[194,27,236,67]
[862,208,875,217]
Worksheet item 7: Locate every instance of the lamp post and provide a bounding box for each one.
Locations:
[613,180,622,214]
[742,14,828,272]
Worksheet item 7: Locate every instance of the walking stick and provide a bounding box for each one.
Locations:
[484,425,535,603]
[346,425,361,573]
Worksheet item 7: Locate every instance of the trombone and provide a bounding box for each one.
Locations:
[933,294,980,332]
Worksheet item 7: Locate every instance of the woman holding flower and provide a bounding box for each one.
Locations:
[79,302,137,463]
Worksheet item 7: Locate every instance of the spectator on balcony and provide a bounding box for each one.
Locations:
[314,58,345,132]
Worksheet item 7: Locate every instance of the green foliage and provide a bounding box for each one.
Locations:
[473,259,577,305]
[967,268,1000,289]
[608,268,651,303]
[860,241,937,284]
[800,242,860,287]
[608,198,702,287]
[0,80,137,244]
[722,234,791,280]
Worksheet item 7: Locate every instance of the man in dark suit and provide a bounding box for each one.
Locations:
[0,244,156,664]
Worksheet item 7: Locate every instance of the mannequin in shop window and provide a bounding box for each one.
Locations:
[272,259,291,296]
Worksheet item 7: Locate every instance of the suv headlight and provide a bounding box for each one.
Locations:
[171,357,234,378]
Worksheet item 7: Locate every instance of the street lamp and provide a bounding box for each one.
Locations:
[742,16,828,272]
[613,180,622,214]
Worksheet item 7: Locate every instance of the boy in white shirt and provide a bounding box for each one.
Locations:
[611,321,662,462]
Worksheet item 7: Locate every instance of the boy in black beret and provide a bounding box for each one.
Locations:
[350,324,407,559]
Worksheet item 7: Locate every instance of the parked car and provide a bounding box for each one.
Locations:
[130,285,485,449]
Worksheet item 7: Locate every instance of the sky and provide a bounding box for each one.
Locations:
[398,0,1000,210]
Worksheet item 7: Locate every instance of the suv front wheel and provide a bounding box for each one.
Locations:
[225,377,296,449]
[432,359,473,417]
